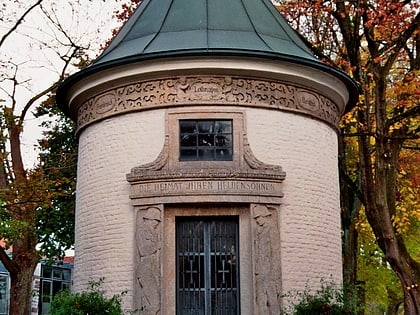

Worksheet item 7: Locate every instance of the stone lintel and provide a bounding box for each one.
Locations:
[128,169,285,205]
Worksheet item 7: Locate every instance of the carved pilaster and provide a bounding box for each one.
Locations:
[252,204,282,314]
[135,205,163,314]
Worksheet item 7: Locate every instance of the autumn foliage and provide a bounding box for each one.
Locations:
[277,0,420,313]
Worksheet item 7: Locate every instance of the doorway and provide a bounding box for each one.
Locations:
[176,217,239,314]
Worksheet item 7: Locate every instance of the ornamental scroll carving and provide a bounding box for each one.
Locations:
[77,75,340,132]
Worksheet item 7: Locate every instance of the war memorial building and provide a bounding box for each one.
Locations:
[57,0,358,314]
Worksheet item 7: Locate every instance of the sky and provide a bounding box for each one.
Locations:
[0,0,127,168]
[1,0,281,168]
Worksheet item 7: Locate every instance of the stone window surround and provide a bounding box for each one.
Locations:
[167,108,243,169]
[127,108,286,206]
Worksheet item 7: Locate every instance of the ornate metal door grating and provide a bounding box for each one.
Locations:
[176,217,239,315]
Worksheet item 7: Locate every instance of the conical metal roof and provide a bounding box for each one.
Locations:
[57,0,358,111]
[94,0,317,66]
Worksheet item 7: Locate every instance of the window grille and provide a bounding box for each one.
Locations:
[179,120,233,161]
[176,217,239,314]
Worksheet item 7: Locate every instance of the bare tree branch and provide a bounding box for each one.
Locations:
[19,82,58,125]
[387,105,420,128]
[0,0,44,48]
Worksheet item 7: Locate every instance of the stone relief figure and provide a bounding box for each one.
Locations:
[135,206,162,314]
[252,204,282,315]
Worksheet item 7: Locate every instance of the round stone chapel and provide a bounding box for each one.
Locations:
[57,0,358,314]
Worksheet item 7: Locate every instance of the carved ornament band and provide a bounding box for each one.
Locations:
[77,75,340,132]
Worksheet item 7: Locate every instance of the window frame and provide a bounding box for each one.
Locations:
[179,119,233,161]
[39,265,72,315]
[167,108,244,169]
[0,274,8,315]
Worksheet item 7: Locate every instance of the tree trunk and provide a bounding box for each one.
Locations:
[359,77,420,315]
[339,133,358,288]
[365,190,420,313]
[9,265,37,315]
[341,224,358,286]
[387,244,420,315]
[8,235,38,315]
[4,120,39,314]
[339,129,364,312]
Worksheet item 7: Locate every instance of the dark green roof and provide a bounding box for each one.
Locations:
[94,0,317,66]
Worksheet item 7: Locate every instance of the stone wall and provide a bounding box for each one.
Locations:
[75,105,341,311]
[247,108,342,295]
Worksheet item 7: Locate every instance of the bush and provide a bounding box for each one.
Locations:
[282,281,362,315]
[50,278,126,315]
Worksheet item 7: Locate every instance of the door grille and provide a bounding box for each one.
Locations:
[176,217,239,315]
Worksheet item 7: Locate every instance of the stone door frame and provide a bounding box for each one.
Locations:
[134,202,283,315]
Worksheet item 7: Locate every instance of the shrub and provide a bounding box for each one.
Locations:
[50,278,126,315]
[282,281,362,315]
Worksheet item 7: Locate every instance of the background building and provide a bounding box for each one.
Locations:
[0,242,73,315]
[0,259,9,315]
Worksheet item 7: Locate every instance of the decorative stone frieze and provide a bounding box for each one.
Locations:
[77,75,340,133]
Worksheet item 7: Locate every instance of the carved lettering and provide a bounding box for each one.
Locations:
[194,86,219,93]
[132,180,279,198]
[154,182,183,192]
[186,181,214,190]
[137,183,152,193]
[189,81,222,101]
[297,90,320,112]
[95,93,116,114]
[217,181,275,191]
